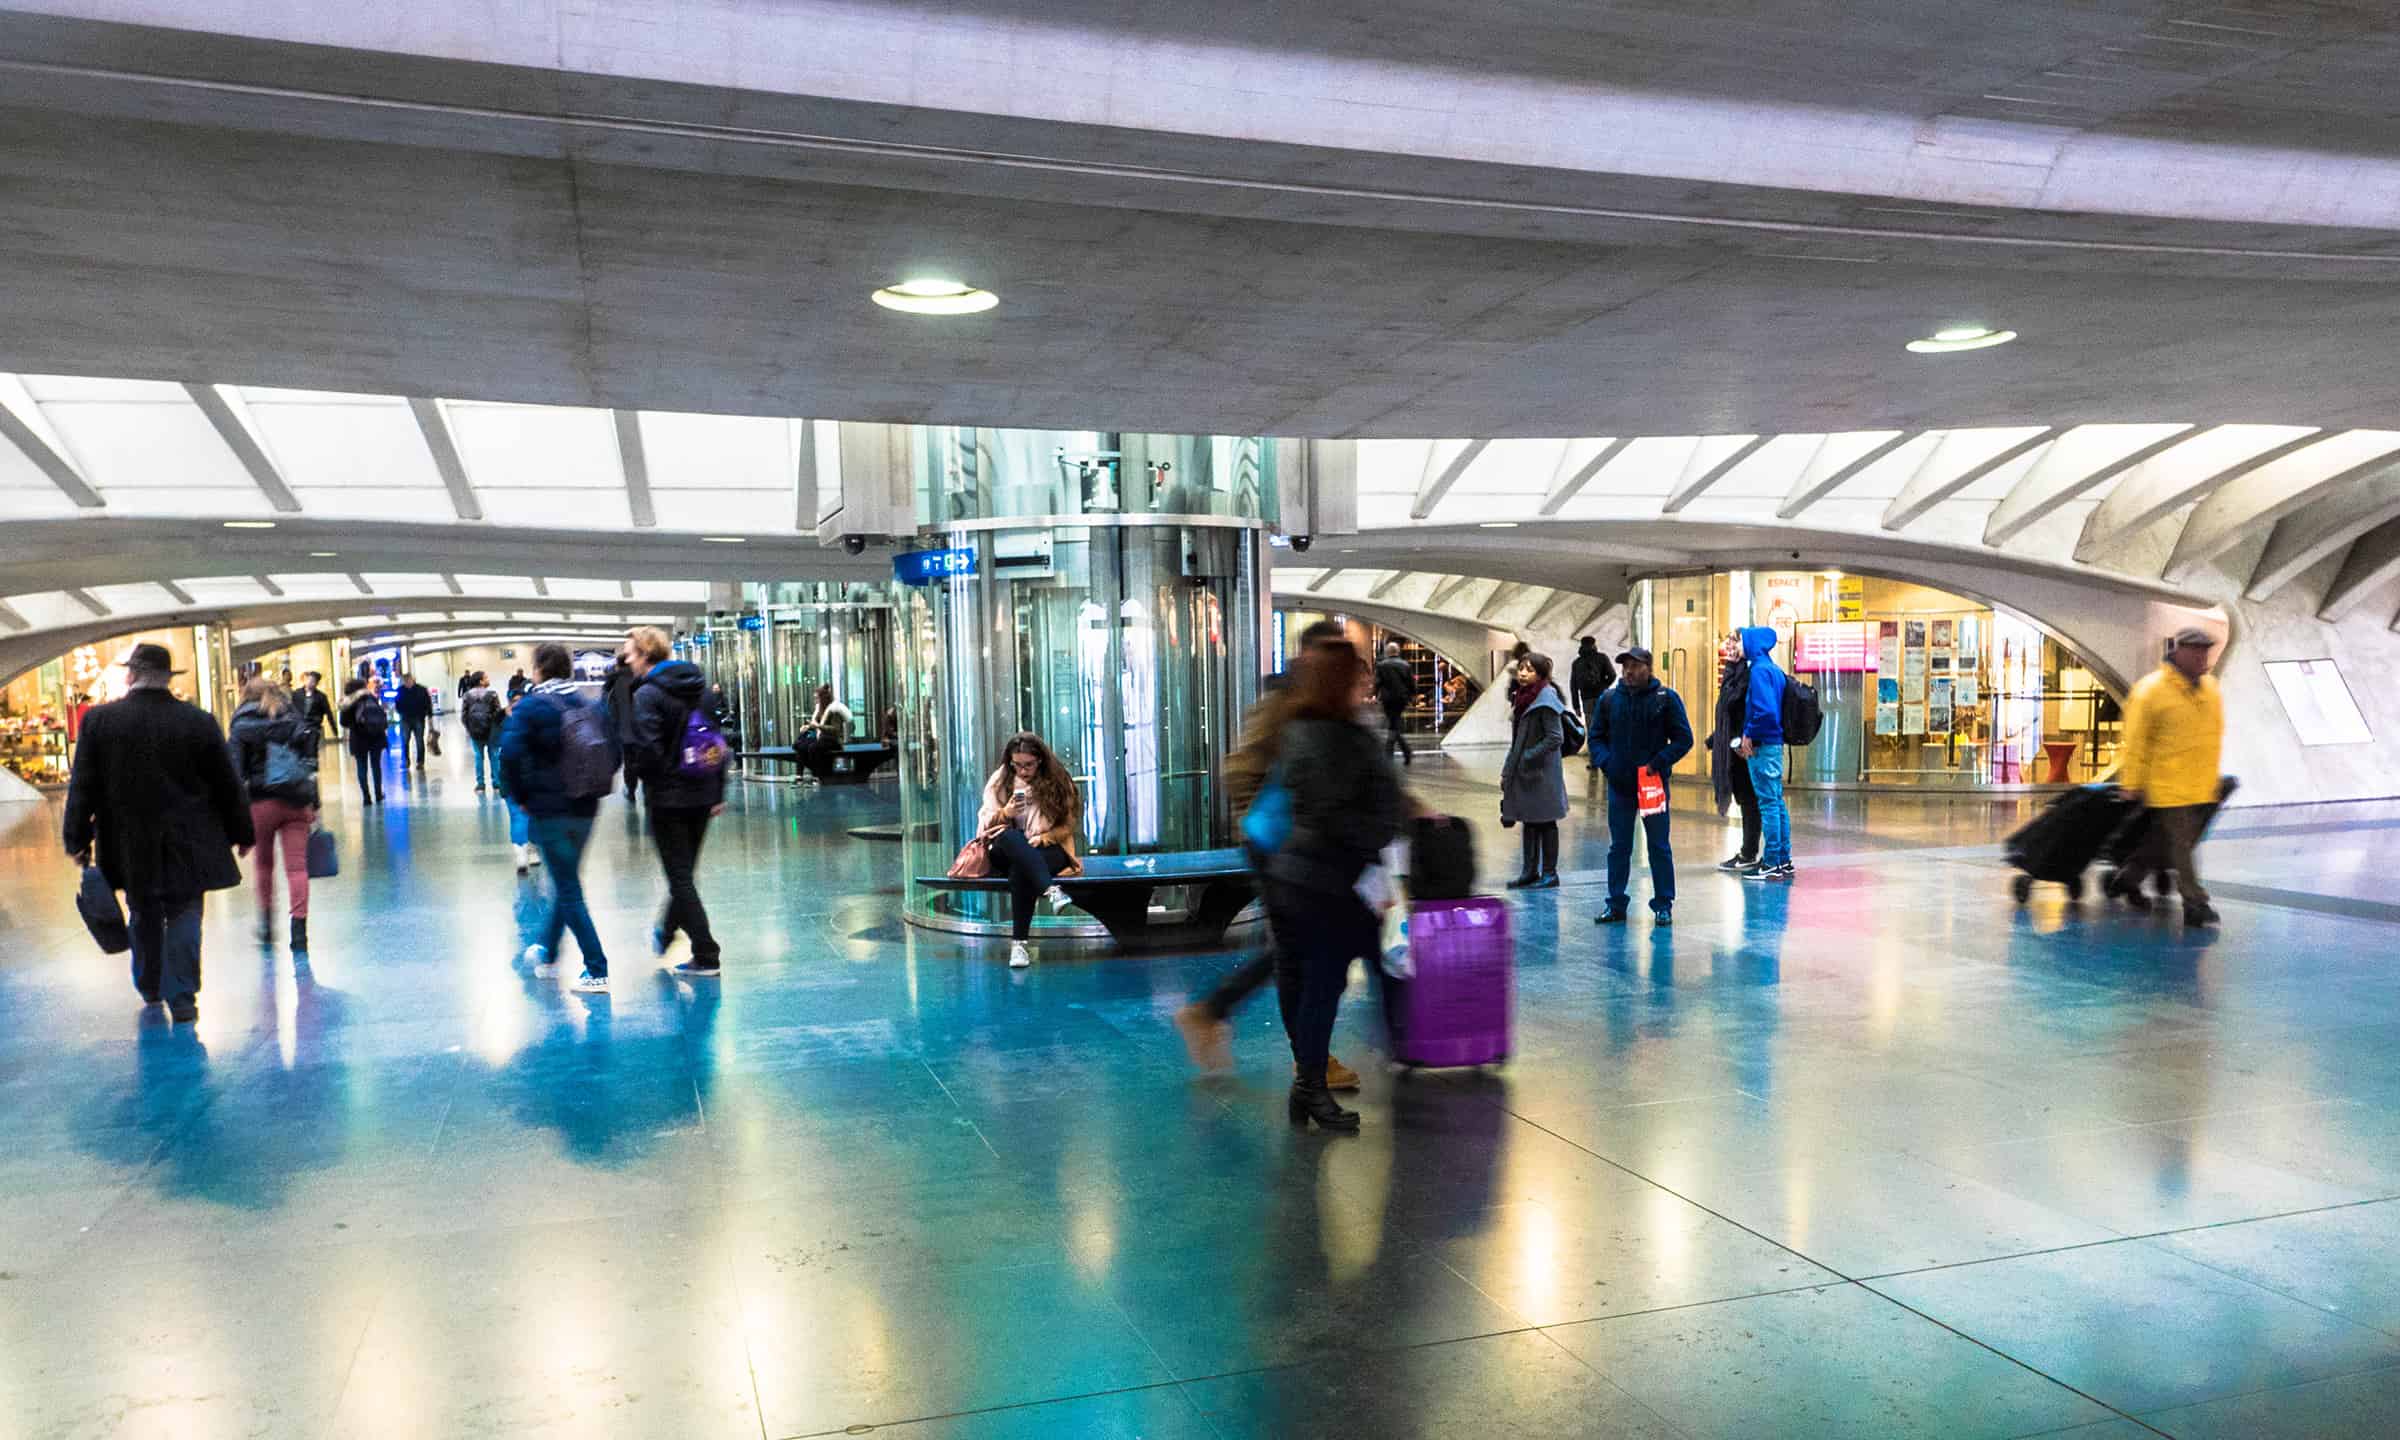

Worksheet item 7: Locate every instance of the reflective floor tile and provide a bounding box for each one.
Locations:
[2137,1362,2400,1439]
[1544,1282,2112,1439]
[1184,1330,1685,1440]
[1874,1240,2400,1415]
[851,1384,1221,1440]
[2157,1200,2400,1339]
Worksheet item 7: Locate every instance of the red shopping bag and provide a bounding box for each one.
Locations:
[1636,766,1667,817]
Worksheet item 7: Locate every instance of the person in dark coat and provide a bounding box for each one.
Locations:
[1264,643,1407,1132]
[1500,651,1570,888]
[228,676,321,953]
[603,654,641,802]
[1372,640,1415,766]
[1589,646,1694,927]
[498,643,608,991]
[393,673,433,770]
[1704,632,1761,872]
[339,678,388,806]
[623,626,729,977]
[295,670,338,739]
[1569,637,1615,770]
[62,642,254,1023]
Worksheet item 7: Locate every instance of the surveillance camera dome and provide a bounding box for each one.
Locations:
[1291,534,1312,552]
[843,534,868,556]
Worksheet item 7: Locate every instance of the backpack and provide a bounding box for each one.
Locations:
[351,693,387,733]
[262,734,316,801]
[1558,704,1586,758]
[1240,761,1293,856]
[673,698,730,780]
[463,690,503,740]
[1780,674,1824,747]
[1406,815,1477,900]
[557,698,619,800]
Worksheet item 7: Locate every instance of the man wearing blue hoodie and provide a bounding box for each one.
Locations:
[1736,626,1794,881]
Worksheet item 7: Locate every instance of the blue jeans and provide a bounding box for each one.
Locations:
[1751,743,1791,867]
[472,736,497,787]
[128,896,204,1002]
[1605,781,1675,913]
[527,813,605,973]
[506,797,529,846]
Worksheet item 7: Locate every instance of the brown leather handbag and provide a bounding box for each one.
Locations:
[946,837,991,879]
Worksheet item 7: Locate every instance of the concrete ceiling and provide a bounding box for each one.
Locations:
[1,7,2398,440]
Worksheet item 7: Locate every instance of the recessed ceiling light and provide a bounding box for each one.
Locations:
[871,278,999,315]
[222,519,276,529]
[1479,521,1520,529]
[309,551,339,558]
[1907,325,2017,354]
[701,536,747,544]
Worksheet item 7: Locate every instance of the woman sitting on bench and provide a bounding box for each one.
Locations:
[976,731,1083,969]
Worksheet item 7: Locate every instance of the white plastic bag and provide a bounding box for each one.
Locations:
[1380,904,1412,979]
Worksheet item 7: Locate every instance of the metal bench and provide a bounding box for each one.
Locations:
[916,846,1257,949]
[739,742,896,785]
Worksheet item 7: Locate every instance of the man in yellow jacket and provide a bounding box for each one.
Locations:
[2109,627,2225,926]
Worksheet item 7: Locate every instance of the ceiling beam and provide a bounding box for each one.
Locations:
[0,599,29,632]
[1882,427,2059,531]
[1411,439,1492,521]
[613,410,657,528]
[1478,581,1529,621]
[65,588,109,617]
[1304,568,1343,593]
[441,574,465,596]
[793,418,821,532]
[407,397,484,522]
[2320,520,2400,623]
[2245,465,2400,601]
[531,577,550,598]
[2164,432,2400,583]
[254,574,284,597]
[2074,424,2325,561]
[1982,423,2194,547]
[1526,588,1586,633]
[159,581,194,605]
[1539,437,1630,516]
[1661,434,1769,514]
[183,383,301,513]
[1367,571,1409,600]
[1778,430,1915,520]
[0,375,103,508]
[1573,600,1614,637]
[1426,574,1477,611]
[347,572,373,595]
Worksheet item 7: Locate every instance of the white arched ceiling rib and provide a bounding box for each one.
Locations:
[2072,424,2325,562]
[2315,519,2400,623]
[1540,437,1629,516]
[1881,427,2059,531]
[1411,439,1490,520]
[184,383,302,513]
[1661,434,1768,513]
[1425,574,1477,610]
[612,409,657,528]
[2244,465,2400,600]
[2162,432,2400,582]
[1778,430,1915,519]
[0,375,103,508]
[407,397,484,520]
[1981,423,2195,547]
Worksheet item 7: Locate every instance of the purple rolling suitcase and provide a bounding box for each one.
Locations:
[1389,896,1512,1068]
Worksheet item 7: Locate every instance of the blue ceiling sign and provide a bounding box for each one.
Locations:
[893,547,977,586]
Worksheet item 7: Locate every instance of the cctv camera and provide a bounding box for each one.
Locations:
[1291,535,1312,552]
[843,534,868,556]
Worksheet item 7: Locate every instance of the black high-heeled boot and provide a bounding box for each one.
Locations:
[290,917,309,952]
[1288,1076,1360,1132]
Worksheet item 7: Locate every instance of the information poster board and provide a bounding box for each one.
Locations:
[1878,620,1901,676]
[1903,646,1927,699]
[1928,677,1953,735]
[1902,702,1926,735]
[1955,675,1979,708]
[1876,702,1900,736]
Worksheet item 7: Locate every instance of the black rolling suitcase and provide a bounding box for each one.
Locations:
[2005,785,2138,904]
[2098,776,2238,900]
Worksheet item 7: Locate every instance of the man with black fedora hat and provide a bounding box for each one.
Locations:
[62,642,253,1023]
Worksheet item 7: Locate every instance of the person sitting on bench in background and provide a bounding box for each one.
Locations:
[975,731,1083,970]
[797,685,851,776]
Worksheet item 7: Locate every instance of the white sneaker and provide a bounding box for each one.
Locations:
[1043,885,1070,909]
[1008,942,1032,969]
[571,971,609,993]
[523,943,558,978]
[522,843,542,868]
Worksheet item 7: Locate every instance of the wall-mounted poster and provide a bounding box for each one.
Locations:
[1877,677,1900,704]
[1954,675,1979,708]
[1876,702,1900,735]
[1928,677,1954,734]
[1878,620,1901,675]
[1904,620,1927,649]
[1931,619,1954,649]
[1903,646,1928,699]
[1902,702,1926,735]
[1957,616,1980,665]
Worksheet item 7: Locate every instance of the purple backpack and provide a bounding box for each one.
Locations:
[674,700,730,779]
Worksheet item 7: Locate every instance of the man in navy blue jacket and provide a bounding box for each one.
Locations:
[1735,626,1794,882]
[498,643,610,992]
[1590,646,1694,926]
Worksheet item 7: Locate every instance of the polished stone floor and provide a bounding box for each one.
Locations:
[3,725,2398,1438]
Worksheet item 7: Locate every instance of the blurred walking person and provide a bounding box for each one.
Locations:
[63,643,254,1024]
[623,626,732,977]
[394,672,432,770]
[340,677,389,807]
[499,643,609,991]
[228,676,321,953]
[1570,637,1615,772]
[2108,627,2225,927]
[1373,640,1415,765]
